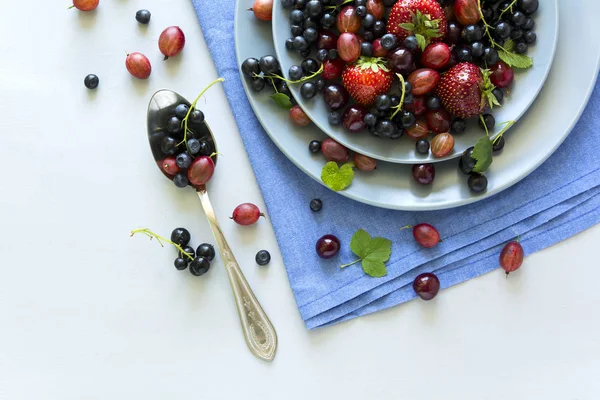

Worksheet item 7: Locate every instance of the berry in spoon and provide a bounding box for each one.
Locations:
[187,156,215,187]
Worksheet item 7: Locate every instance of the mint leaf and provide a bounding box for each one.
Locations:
[472,136,493,173]
[270,93,293,110]
[342,229,392,278]
[498,48,533,69]
[503,39,516,52]
[321,162,354,191]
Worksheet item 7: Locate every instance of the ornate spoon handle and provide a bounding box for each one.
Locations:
[197,188,277,361]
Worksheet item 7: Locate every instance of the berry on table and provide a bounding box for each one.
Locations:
[413,272,441,300]
[309,140,322,153]
[159,26,186,59]
[125,52,152,79]
[256,250,271,266]
[171,228,191,246]
[84,74,99,89]
[174,257,188,270]
[310,198,323,212]
[413,223,440,248]
[189,257,211,276]
[196,243,216,261]
[500,241,524,275]
[70,0,99,11]
[231,203,265,226]
[316,234,341,259]
[135,9,151,24]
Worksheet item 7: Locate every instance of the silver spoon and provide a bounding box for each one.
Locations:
[147,89,277,361]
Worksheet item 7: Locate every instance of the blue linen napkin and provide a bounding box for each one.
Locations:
[192,0,600,329]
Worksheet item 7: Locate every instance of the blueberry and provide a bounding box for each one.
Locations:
[166,116,182,133]
[471,42,484,59]
[457,47,473,62]
[281,0,294,8]
[511,11,527,26]
[462,25,483,43]
[176,152,193,169]
[362,14,375,28]
[293,36,309,51]
[300,82,317,99]
[241,57,260,78]
[390,95,400,107]
[356,5,367,16]
[315,78,326,92]
[375,120,396,139]
[427,96,441,110]
[135,9,151,24]
[479,114,496,131]
[321,13,335,27]
[174,104,189,120]
[189,257,211,276]
[291,24,304,37]
[404,35,419,50]
[174,258,188,270]
[171,228,191,246]
[510,29,524,40]
[84,74,99,89]
[381,33,398,50]
[483,47,499,65]
[468,173,488,193]
[416,139,430,154]
[459,147,476,175]
[289,65,304,81]
[290,9,305,23]
[301,58,319,74]
[196,243,216,261]
[173,173,189,188]
[316,48,328,61]
[450,118,466,135]
[372,20,386,37]
[161,136,178,155]
[375,94,392,111]
[259,55,280,75]
[187,138,202,155]
[364,113,378,127]
[328,111,342,125]
[310,198,323,212]
[494,22,512,40]
[518,0,539,15]
[255,250,271,266]
[285,38,295,50]
[189,109,205,124]
[524,31,537,44]
[305,0,323,18]
[492,88,504,104]
[401,110,416,128]
[361,42,373,57]
[251,77,266,92]
[309,140,321,153]
[515,41,528,54]
[521,17,535,31]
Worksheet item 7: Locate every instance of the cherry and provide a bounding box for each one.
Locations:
[388,47,415,75]
[316,234,341,259]
[413,272,441,300]
[125,52,152,79]
[337,6,361,33]
[231,203,265,226]
[412,164,435,185]
[413,223,440,248]
[250,0,273,21]
[159,26,186,59]
[323,84,349,110]
[71,0,99,11]
[337,32,361,63]
[426,109,451,134]
[342,105,367,133]
[500,241,524,275]
[490,61,514,88]
[187,156,215,186]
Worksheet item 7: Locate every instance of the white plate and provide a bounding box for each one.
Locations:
[271,1,559,164]
[235,0,600,211]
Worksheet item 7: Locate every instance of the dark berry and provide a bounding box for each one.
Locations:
[260,56,280,75]
[174,258,188,270]
[360,42,373,56]
[315,77,326,91]
[171,227,191,246]
[404,35,419,50]
[511,10,526,26]
[400,110,416,128]
[356,5,367,16]
[289,65,304,80]
[161,136,178,155]
[445,22,461,45]
[492,88,504,104]
[291,24,304,37]
[317,48,329,61]
[173,173,188,188]
[174,104,189,120]
[375,94,392,111]
[363,30,375,42]
[180,245,195,261]
[321,13,335,27]
[309,140,321,153]
[515,41,528,54]
[328,111,342,125]
[479,114,496,131]
[285,37,294,51]
[305,0,323,18]
[316,234,340,259]
[450,118,466,135]
[511,29,524,40]
[310,198,323,212]
[251,77,266,92]
[84,74,99,89]
[290,9,305,23]
[303,27,318,43]
[293,36,309,51]
[375,119,396,138]
[187,138,201,155]
[166,116,182,133]
[416,139,430,154]
[457,47,473,62]
[426,96,441,110]
[362,14,375,28]
[300,82,317,99]
[256,250,271,266]
[459,147,476,175]
[372,20,386,37]
[301,58,319,74]
[471,42,484,59]
[468,173,488,193]
[521,17,534,31]
[493,136,506,152]
[300,48,311,58]
[518,0,539,15]
[189,256,211,276]
[364,113,377,127]
[176,152,193,169]
[483,47,499,65]
[462,25,483,43]
[413,272,440,300]
[135,9,151,24]
[327,49,338,59]
[494,22,512,40]
[380,33,398,50]
[524,31,536,44]
[282,0,294,8]
[196,243,216,261]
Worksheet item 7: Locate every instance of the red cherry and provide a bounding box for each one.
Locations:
[490,61,514,88]
[231,203,264,226]
[342,105,367,133]
[125,52,152,79]
[413,223,440,248]
[250,0,273,21]
[71,0,99,11]
[412,164,435,185]
[316,234,341,259]
[413,272,441,300]
[500,241,524,275]
[159,26,186,59]
[336,6,361,33]
[337,32,361,63]
[421,43,451,70]
[187,156,215,186]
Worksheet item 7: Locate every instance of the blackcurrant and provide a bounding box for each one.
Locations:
[196,243,216,261]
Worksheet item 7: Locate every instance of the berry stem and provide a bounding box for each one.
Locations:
[389,73,407,121]
[479,114,491,137]
[493,120,515,143]
[399,225,412,231]
[178,77,225,150]
[340,258,362,268]
[130,228,195,261]
[477,0,509,52]
[498,0,518,19]
[255,64,324,85]
[325,0,353,11]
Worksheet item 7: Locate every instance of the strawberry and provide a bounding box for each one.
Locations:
[436,62,499,119]
[386,0,447,51]
[341,57,393,106]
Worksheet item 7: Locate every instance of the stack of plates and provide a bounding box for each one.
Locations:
[234,0,600,210]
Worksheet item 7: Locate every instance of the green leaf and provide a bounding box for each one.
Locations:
[503,39,515,52]
[344,229,392,278]
[399,23,415,31]
[498,49,533,69]
[415,34,427,51]
[472,136,494,173]
[269,93,293,110]
[321,162,354,191]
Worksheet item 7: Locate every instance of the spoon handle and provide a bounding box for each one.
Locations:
[196,188,277,361]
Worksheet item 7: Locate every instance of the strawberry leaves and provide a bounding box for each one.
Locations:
[321,162,355,191]
[479,68,501,110]
[398,11,443,51]
[341,229,392,278]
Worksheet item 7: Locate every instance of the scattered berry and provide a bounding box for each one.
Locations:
[126,52,152,79]
[310,198,323,212]
[290,105,311,126]
[413,223,440,248]
[196,243,216,261]
[500,241,524,275]
[84,74,99,89]
[413,272,441,300]
[135,9,151,24]
[159,26,186,59]
[256,250,271,266]
[316,234,341,259]
[231,203,265,226]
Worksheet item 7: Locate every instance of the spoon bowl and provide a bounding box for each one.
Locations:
[146,89,277,361]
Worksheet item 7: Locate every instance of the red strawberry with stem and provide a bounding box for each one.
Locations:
[386,0,447,51]
[341,57,393,106]
[436,62,499,119]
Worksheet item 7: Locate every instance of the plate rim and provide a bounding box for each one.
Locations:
[270,0,560,164]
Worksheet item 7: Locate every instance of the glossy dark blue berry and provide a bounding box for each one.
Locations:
[173,173,188,188]
[471,42,484,59]
[483,47,499,65]
[462,25,483,43]
[364,113,377,127]
[362,30,375,42]
[426,96,441,110]
[518,0,539,15]
[362,14,375,28]
[494,22,512,39]
[315,78,326,92]
[356,5,367,16]
[328,111,342,125]
[381,34,398,50]
[317,48,328,61]
[259,55,280,75]
[135,9,151,24]
[189,257,211,276]
[401,110,416,128]
[281,0,294,8]
[180,246,195,261]
[301,58,319,74]
[457,47,473,62]
[493,136,505,152]
[285,38,295,50]
[521,17,534,31]
[416,139,430,155]
[450,118,466,135]
[468,173,488,193]
[327,49,338,60]
[189,109,204,124]
[256,250,271,266]
[289,65,304,81]
[303,27,318,43]
[241,57,260,78]
[511,11,527,26]
[161,136,178,155]
[459,147,476,175]
[171,228,191,246]
[309,140,321,153]
[291,24,304,37]
[290,9,305,23]
[166,116,182,133]
[305,0,323,18]
[524,31,536,44]
[360,42,373,57]
[479,114,496,131]
[196,243,216,261]
[187,138,201,155]
[492,88,504,104]
[251,77,266,92]
[174,104,189,120]
[321,13,335,27]
[300,82,317,99]
[310,198,323,212]
[515,41,528,54]
[510,29,524,40]
[372,20,386,37]
[375,94,392,111]
[293,36,309,51]
[174,258,188,270]
[176,152,193,169]
[84,74,99,89]
[375,120,396,139]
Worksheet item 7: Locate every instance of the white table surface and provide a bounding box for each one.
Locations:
[1,1,599,399]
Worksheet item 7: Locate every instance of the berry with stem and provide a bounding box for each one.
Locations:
[231,203,265,226]
[130,228,195,262]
